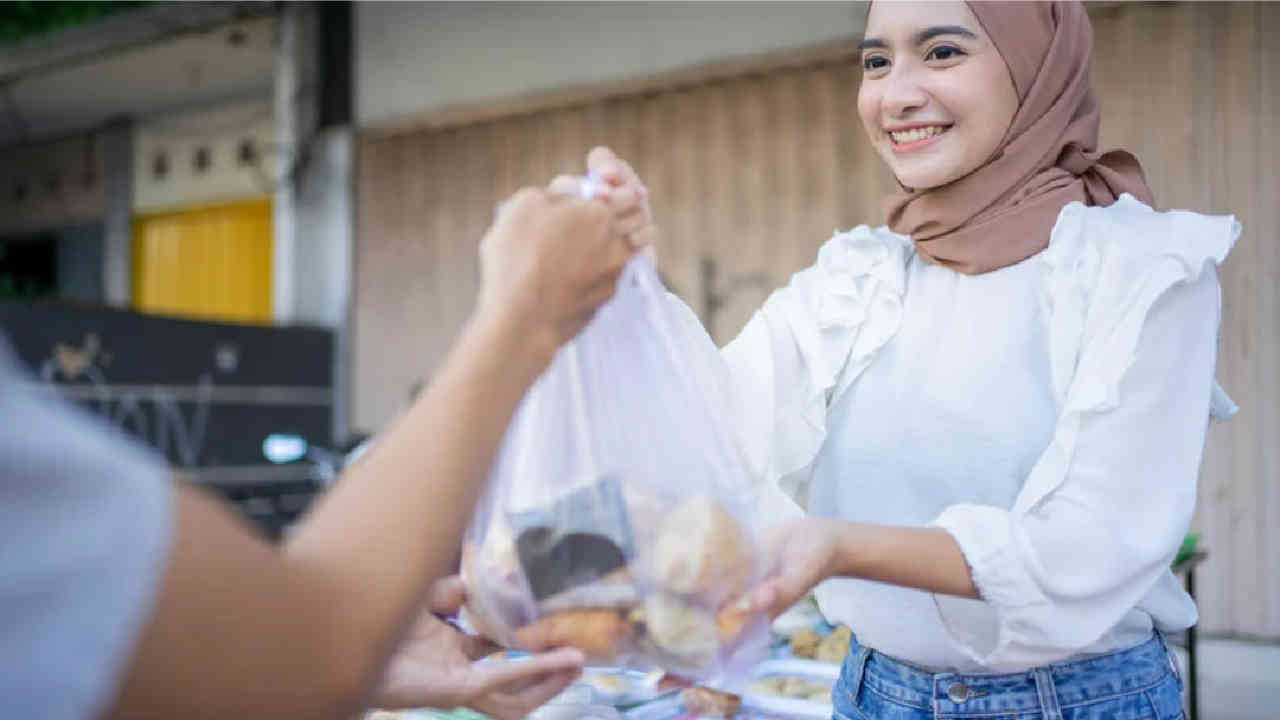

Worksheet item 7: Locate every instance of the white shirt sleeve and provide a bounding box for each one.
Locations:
[933,265,1220,669]
[0,342,172,719]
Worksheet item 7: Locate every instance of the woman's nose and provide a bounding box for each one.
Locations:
[881,67,929,118]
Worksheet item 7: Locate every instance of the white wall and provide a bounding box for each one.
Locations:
[357,1,865,127]
[132,100,275,213]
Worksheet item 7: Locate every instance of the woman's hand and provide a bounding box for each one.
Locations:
[548,146,657,251]
[371,577,585,719]
[740,518,981,619]
[740,517,845,620]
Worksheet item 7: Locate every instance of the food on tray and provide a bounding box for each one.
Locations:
[680,686,742,717]
[582,672,630,695]
[815,625,852,663]
[789,627,822,658]
[788,624,852,663]
[747,675,833,702]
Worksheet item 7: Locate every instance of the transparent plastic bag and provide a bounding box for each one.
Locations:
[461,245,767,681]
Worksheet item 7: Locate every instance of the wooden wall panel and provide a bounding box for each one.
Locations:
[356,2,1280,638]
[1257,0,1280,641]
[1088,2,1280,639]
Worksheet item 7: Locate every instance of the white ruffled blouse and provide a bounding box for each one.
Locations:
[721,195,1239,671]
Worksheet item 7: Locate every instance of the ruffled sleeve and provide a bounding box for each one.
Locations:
[721,225,910,524]
[932,195,1239,669]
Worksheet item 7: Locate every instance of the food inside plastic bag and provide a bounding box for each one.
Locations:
[461,244,766,680]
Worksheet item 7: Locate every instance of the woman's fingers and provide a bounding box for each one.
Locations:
[601,184,639,212]
[588,146,646,193]
[587,146,624,184]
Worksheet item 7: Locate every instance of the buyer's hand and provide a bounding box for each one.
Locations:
[476,186,647,359]
[548,146,657,251]
[371,577,585,719]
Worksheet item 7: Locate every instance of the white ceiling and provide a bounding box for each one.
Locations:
[1,15,276,147]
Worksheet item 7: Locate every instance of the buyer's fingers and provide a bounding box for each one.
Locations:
[427,575,467,616]
[474,648,585,693]
[547,174,583,198]
[587,146,644,191]
[587,146,626,185]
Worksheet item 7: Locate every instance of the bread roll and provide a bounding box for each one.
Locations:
[650,495,751,603]
[642,593,719,667]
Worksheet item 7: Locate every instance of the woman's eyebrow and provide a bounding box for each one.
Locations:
[915,25,978,44]
[857,37,887,53]
[857,26,978,53]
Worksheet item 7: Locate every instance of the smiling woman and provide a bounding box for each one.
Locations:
[572,2,1236,718]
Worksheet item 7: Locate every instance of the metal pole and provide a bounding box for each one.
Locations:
[1185,567,1198,720]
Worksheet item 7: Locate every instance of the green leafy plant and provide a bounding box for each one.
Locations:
[0,2,144,46]
[1174,533,1200,568]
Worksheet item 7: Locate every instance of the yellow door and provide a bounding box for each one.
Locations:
[132,198,272,323]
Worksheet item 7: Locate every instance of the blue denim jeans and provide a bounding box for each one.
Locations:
[832,633,1185,720]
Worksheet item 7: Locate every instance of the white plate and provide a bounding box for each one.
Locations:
[579,667,668,706]
[740,658,839,719]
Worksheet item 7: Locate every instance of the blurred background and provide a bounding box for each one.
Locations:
[1,2,1276,716]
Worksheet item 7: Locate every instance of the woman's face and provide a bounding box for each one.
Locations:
[857,1,1019,191]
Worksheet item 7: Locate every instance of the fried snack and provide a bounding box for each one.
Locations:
[789,627,822,659]
[715,601,752,645]
[815,625,852,664]
[642,593,719,667]
[651,496,752,604]
[747,675,832,701]
[681,686,741,717]
[514,608,635,660]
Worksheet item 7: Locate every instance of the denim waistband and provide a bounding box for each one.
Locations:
[842,633,1179,716]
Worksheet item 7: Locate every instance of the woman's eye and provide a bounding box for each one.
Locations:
[926,45,965,62]
[862,55,889,71]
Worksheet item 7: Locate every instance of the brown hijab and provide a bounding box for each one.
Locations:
[881,1,1154,275]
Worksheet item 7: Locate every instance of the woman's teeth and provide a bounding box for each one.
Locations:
[889,126,947,144]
